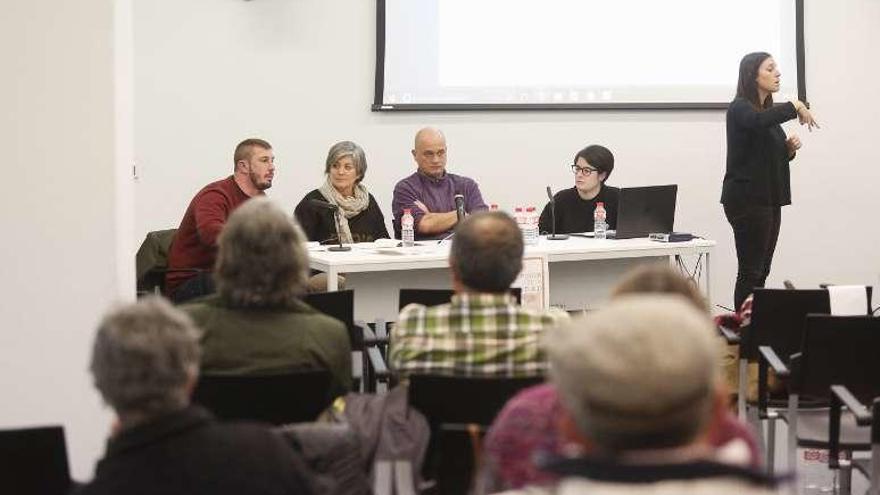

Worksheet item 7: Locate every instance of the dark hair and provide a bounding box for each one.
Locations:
[450,211,523,293]
[233,138,273,169]
[574,145,614,182]
[736,52,773,110]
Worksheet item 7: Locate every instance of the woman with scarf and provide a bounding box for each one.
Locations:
[295,141,390,245]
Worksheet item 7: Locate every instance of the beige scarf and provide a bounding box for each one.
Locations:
[318,179,371,244]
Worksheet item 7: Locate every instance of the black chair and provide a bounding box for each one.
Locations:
[759,315,880,487]
[304,290,381,392]
[408,374,544,494]
[718,289,830,471]
[829,388,880,495]
[135,228,204,297]
[192,369,333,425]
[0,425,71,495]
[398,288,522,310]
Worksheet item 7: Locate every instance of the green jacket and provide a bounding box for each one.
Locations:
[181,294,352,398]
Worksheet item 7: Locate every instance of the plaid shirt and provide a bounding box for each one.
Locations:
[389,293,569,378]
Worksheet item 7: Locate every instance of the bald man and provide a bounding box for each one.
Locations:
[391,127,487,240]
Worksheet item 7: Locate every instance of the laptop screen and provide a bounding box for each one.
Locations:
[614,185,677,239]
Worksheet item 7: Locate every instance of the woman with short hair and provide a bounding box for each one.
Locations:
[538,144,620,235]
[294,141,390,244]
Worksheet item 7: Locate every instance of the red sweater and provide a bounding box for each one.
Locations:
[166,176,253,294]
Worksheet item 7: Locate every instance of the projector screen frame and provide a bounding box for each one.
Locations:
[372,0,807,112]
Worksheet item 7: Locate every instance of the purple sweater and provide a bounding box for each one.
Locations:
[391,171,488,240]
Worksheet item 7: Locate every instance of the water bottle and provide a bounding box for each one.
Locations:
[525,206,539,245]
[594,202,607,239]
[514,207,525,238]
[401,208,415,247]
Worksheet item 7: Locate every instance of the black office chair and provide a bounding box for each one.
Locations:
[192,369,333,425]
[758,315,880,487]
[0,425,72,495]
[408,374,544,494]
[829,389,880,495]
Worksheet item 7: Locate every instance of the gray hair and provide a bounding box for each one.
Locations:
[450,211,523,293]
[546,294,720,453]
[90,296,201,418]
[215,197,309,308]
[324,141,368,184]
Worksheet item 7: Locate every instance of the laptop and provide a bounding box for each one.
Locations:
[592,185,676,239]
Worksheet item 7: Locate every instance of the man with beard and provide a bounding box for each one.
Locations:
[166,138,275,303]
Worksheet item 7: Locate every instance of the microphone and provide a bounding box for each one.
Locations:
[309,199,350,251]
[545,186,568,240]
[454,194,466,222]
[308,199,339,211]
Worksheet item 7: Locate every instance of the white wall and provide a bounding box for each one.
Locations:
[0,0,134,481]
[133,0,880,308]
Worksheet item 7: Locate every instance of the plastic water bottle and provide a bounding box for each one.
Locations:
[401,208,415,247]
[514,207,525,238]
[525,206,539,245]
[594,202,607,239]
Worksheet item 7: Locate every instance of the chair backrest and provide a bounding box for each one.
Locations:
[0,425,71,495]
[398,288,523,310]
[742,288,830,360]
[303,290,361,350]
[135,228,178,294]
[408,374,544,428]
[793,315,880,401]
[192,369,333,425]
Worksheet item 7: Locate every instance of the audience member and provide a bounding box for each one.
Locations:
[539,144,619,235]
[391,127,488,240]
[482,265,759,492]
[294,141,389,244]
[389,211,568,378]
[497,295,787,495]
[181,197,352,398]
[79,297,316,495]
[166,138,275,303]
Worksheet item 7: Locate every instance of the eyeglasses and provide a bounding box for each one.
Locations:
[571,164,599,176]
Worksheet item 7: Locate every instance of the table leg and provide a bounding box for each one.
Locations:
[327,268,339,291]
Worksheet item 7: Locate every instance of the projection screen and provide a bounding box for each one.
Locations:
[373,0,805,111]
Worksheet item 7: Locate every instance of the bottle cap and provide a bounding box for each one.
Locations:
[596,202,604,207]
[404,208,412,214]
[515,207,523,212]
[490,204,498,210]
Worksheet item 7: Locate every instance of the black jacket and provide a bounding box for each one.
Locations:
[294,189,389,244]
[78,407,316,495]
[539,186,619,235]
[721,98,798,208]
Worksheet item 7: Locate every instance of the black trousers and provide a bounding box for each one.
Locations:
[170,272,215,304]
[724,203,782,310]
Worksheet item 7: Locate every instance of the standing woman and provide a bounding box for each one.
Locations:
[721,52,818,309]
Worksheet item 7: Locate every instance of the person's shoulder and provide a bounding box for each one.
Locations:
[179,294,223,316]
[555,187,580,201]
[728,97,753,113]
[393,171,419,187]
[301,189,322,201]
[601,185,620,198]
[395,303,439,332]
[449,172,480,186]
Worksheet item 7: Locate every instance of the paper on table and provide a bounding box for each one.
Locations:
[827,285,868,315]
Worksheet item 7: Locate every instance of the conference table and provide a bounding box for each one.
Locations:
[307,235,714,321]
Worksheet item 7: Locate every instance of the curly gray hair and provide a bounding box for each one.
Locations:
[215,197,309,308]
[90,296,201,419]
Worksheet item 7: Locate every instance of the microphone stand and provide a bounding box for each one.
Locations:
[546,187,569,240]
[327,208,351,252]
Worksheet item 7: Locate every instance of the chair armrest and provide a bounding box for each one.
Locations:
[718,325,741,344]
[758,346,790,377]
[831,385,872,425]
[367,347,390,377]
[757,346,790,417]
[828,384,872,469]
